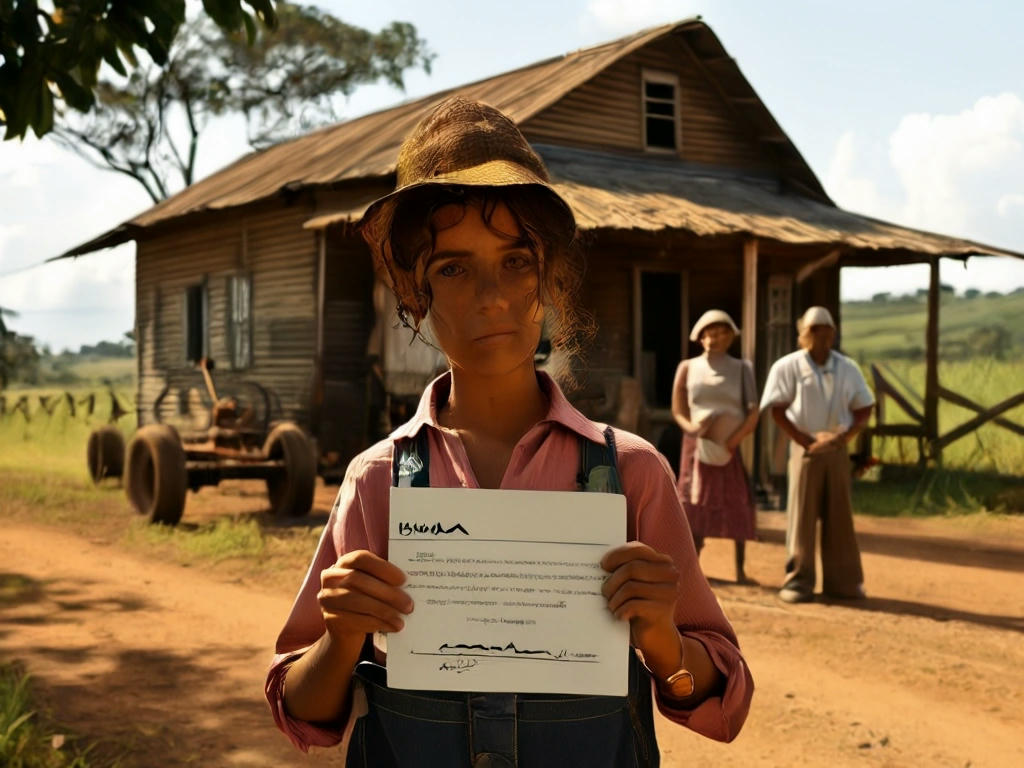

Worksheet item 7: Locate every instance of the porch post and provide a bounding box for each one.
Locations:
[741,239,758,470]
[924,255,941,463]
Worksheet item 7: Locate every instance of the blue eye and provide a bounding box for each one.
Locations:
[438,263,463,277]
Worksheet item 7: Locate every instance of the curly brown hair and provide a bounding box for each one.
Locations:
[360,185,594,387]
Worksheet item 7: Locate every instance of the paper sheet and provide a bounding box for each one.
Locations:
[386,486,629,695]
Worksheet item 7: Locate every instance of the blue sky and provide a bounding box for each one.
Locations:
[2,0,1023,351]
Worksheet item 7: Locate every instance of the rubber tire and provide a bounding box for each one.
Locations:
[125,425,187,525]
[87,426,125,483]
[263,423,315,517]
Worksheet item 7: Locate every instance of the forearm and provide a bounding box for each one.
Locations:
[727,407,760,445]
[771,406,811,448]
[838,406,872,443]
[282,631,365,725]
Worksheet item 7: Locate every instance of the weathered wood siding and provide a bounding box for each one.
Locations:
[135,203,317,432]
[522,35,776,173]
[319,231,376,464]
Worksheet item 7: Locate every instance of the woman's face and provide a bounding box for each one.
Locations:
[700,322,734,354]
[424,201,543,379]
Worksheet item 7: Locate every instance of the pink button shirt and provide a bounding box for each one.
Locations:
[267,372,753,753]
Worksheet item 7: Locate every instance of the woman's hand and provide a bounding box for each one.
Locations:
[318,550,414,641]
[600,542,679,649]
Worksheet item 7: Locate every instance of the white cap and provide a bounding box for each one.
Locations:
[796,306,836,332]
[689,309,740,342]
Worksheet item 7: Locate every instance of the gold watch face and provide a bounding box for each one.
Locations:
[665,669,695,698]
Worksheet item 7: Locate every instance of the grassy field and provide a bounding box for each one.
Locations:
[0,385,135,479]
[841,290,1024,362]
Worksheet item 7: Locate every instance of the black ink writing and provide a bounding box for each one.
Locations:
[398,521,470,537]
[439,658,479,673]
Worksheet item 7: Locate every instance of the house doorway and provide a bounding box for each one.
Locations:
[634,268,687,410]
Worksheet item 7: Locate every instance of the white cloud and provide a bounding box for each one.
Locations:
[888,92,1024,237]
[996,192,1024,218]
[584,0,699,33]
[824,131,887,218]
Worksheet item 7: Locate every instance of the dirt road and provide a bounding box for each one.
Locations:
[2,492,1022,767]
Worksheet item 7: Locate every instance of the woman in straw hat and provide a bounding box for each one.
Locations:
[266,97,752,766]
[671,310,759,583]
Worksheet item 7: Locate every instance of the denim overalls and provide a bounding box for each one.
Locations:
[345,427,660,768]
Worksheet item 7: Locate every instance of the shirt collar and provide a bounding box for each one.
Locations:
[802,349,835,374]
[390,370,606,445]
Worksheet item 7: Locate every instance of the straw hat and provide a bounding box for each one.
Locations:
[796,306,836,332]
[359,97,575,323]
[689,309,740,342]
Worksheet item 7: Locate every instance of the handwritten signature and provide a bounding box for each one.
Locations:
[438,641,568,659]
[439,658,479,673]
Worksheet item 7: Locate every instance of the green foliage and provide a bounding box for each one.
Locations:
[0,0,277,140]
[49,2,433,201]
[123,516,265,564]
[0,308,40,389]
[0,662,94,767]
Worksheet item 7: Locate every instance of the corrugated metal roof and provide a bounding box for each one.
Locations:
[59,18,834,258]
[302,144,1022,262]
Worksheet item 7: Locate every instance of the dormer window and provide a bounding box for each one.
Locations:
[642,69,679,152]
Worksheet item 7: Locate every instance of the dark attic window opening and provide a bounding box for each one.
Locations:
[643,73,679,152]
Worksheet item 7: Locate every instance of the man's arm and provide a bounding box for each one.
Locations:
[771,405,813,449]
[836,405,872,445]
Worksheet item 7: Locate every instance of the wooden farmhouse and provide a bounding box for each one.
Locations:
[61,19,1021,490]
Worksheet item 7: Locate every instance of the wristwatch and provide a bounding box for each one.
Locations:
[642,633,695,699]
[661,666,695,699]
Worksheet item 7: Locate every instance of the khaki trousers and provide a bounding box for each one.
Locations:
[784,443,864,597]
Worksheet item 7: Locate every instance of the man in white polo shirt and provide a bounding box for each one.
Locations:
[760,306,874,603]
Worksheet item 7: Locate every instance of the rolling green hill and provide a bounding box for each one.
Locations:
[840,290,1023,363]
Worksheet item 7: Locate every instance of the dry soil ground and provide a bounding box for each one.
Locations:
[1,481,1022,767]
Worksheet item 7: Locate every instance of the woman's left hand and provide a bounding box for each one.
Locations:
[601,542,679,648]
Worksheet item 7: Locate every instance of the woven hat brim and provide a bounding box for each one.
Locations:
[358,159,569,234]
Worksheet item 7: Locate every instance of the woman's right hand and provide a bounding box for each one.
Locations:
[318,550,414,641]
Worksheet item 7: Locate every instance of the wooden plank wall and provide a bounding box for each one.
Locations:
[522,35,776,173]
[575,238,743,418]
[135,203,317,432]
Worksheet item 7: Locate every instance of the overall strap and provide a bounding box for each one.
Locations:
[392,428,431,488]
[576,425,623,494]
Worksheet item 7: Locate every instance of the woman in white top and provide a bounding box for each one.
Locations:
[671,310,760,583]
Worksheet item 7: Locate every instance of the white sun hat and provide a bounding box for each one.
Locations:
[689,309,740,342]
[796,306,836,332]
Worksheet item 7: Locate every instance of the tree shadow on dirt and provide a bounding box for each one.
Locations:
[32,645,320,768]
[0,571,331,767]
[815,594,1024,633]
[0,572,148,641]
[757,528,1024,573]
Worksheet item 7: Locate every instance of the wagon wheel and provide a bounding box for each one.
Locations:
[125,425,187,525]
[87,425,125,483]
[263,423,315,517]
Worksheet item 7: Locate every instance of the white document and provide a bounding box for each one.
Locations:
[387,487,629,696]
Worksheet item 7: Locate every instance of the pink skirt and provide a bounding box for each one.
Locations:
[677,435,756,540]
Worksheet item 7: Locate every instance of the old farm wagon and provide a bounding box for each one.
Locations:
[62,19,1021,522]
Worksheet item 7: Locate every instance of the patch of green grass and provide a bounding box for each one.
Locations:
[121,517,266,566]
[854,468,1024,517]
[0,662,97,767]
